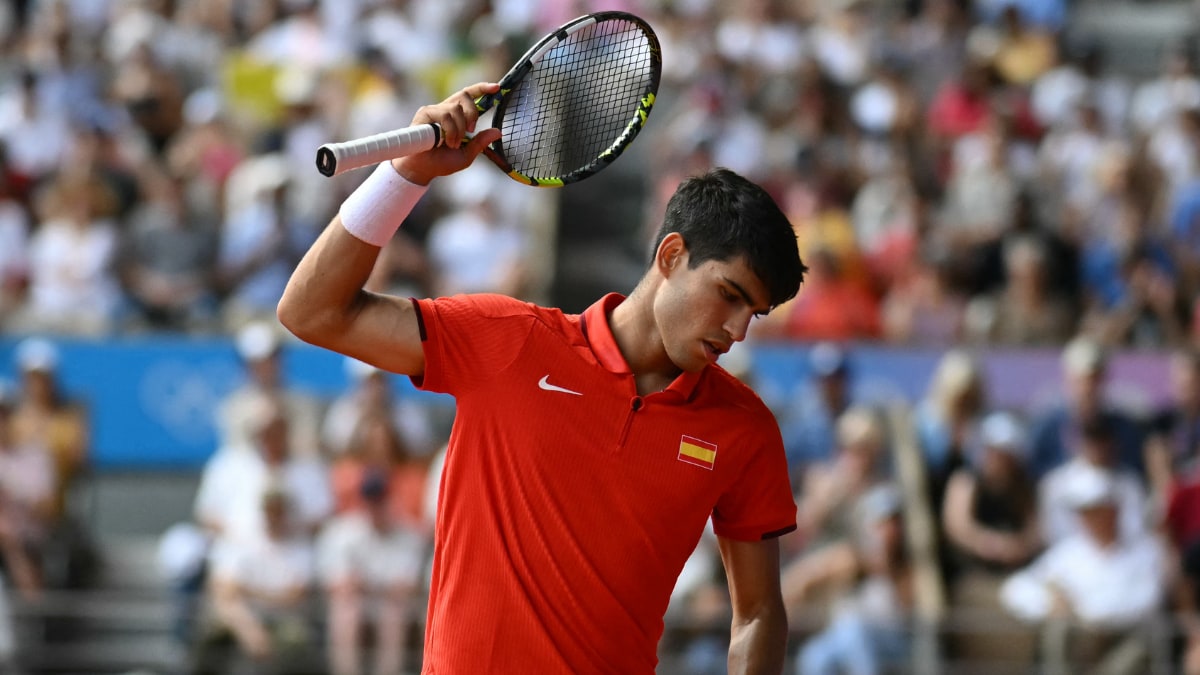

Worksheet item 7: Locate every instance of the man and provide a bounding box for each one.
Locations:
[1038,414,1148,545]
[1027,336,1144,478]
[279,82,807,674]
[1001,464,1167,675]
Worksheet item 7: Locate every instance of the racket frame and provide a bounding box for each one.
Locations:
[314,11,661,186]
[482,11,662,187]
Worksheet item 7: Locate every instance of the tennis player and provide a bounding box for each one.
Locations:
[279,82,807,674]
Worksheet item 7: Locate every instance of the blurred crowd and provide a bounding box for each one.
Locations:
[0,0,1200,673]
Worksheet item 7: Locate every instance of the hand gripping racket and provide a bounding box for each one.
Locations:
[315,11,661,187]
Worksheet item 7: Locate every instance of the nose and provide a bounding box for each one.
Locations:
[723,309,754,343]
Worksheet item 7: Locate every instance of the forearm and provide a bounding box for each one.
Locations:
[728,601,788,675]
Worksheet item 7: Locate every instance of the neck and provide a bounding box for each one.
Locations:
[609,284,682,395]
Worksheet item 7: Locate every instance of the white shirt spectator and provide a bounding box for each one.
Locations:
[194,448,331,543]
[1039,459,1148,545]
[0,91,70,180]
[317,512,427,591]
[1000,531,1167,628]
[1129,76,1200,135]
[426,203,527,297]
[210,528,315,607]
[25,217,121,331]
[715,13,807,75]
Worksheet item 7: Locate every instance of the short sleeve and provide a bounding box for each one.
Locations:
[711,425,797,542]
[411,294,538,396]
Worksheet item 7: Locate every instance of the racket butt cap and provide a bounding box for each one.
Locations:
[316,146,337,177]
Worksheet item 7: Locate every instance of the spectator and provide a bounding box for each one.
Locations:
[914,349,988,508]
[214,320,322,459]
[425,170,530,298]
[1163,464,1200,674]
[793,406,892,557]
[987,5,1057,87]
[8,338,87,536]
[195,396,331,544]
[849,156,922,289]
[215,154,319,330]
[778,342,859,484]
[198,487,318,675]
[1027,336,1145,478]
[0,156,28,328]
[773,246,883,341]
[1129,39,1200,138]
[881,247,968,347]
[1078,199,1178,343]
[940,411,1042,665]
[936,112,1021,288]
[322,356,437,460]
[0,378,54,600]
[1039,415,1149,546]
[118,169,220,331]
[1000,466,1168,675]
[1094,242,1190,350]
[964,235,1078,346]
[1146,347,1200,501]
[318,470,429,675]
[788,484,915,675]
[14,173,123,335]
[328,412,428,532]
[0,70,71,185]
[943,411,1041,577]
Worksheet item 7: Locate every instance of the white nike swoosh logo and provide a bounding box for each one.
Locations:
[538,375,582,396]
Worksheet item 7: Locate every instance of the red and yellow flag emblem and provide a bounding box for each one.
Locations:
[678,435,717,470]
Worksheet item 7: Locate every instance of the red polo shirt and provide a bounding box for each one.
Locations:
[411,292,796,674]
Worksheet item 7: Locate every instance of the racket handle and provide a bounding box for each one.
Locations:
[315,124,443,177]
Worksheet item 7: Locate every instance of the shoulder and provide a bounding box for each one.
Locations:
[421,293,569,326]
[701,367,777,425]
[421,293,580,340]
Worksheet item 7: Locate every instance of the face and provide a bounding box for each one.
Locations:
[1170,355,1200,409]
[653,235,771,373]
[1078,504,1119,544]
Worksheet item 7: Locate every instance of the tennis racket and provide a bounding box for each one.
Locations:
[315,11,661,187]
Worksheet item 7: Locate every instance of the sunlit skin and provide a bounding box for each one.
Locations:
[613,233,770,393]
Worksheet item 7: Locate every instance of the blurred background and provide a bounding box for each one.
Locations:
[0,0,1199,673]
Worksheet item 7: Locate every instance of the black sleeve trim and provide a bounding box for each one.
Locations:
[761,524,797,540]
[410,298,427,341]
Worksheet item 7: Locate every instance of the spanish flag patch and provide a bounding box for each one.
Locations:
[678,435,717,470]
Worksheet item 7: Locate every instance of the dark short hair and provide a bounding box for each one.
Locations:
[653,168,806,309]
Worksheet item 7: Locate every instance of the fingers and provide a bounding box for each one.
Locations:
[465,128,503,158]
[462,82,501,100]
[413,83,500,149]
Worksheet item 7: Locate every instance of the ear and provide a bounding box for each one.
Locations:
[655,232,688,277]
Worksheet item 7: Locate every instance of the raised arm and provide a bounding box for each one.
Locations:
[277,83,502,376]
[719,536,788,675]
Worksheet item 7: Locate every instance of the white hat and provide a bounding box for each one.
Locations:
[810,342,849,377]
[1062,337,1106,376]
[979,411,1028,457]
[15,337,59,372]
[1064,464,1118,510]
[859,483,904,524]
[236,321,282,361]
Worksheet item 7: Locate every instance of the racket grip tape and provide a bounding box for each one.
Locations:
[316,123,443,177]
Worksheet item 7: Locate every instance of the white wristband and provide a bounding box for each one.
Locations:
[339,162,428,247]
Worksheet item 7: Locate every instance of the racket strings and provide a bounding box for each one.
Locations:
[501,20,655,180]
